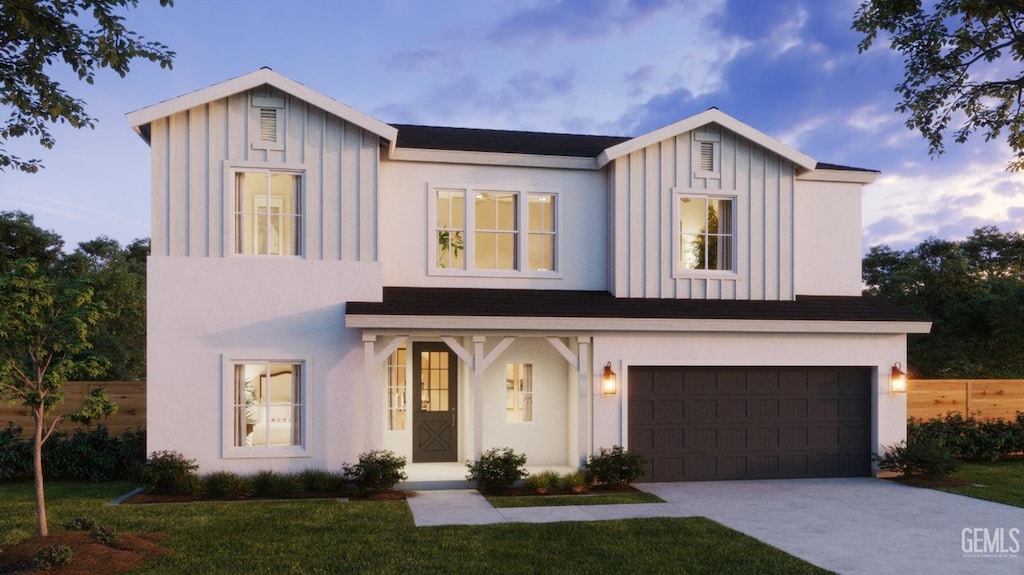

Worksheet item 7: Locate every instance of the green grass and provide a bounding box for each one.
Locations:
[933,457,1024,507]
[0,480,832,574]
[487,491,664,508]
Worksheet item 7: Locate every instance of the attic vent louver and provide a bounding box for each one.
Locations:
[259,108,278,142]
[700,141,714,172]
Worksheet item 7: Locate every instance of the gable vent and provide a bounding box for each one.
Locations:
[259,108,278,142]
[699,141,715,172]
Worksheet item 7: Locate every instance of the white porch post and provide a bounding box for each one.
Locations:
[577,336,591,465]
[362,333,380,451]
[472,335,486,459]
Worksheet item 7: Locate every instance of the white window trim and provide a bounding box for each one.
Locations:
[671,188,738,277]
[427,183,563,278]
[221,353,312,459]
[223,161,308,258]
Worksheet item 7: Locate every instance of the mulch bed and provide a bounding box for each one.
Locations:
[885,475,973,488]
[0,531,168,575]
[481,484,640,497]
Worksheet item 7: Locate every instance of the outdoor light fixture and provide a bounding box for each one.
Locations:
[601,362,617,396]
[890,362,907,394]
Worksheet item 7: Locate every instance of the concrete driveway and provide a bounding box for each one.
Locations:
[640,478,1024,575]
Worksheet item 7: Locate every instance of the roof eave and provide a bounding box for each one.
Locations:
[125,68,397,145]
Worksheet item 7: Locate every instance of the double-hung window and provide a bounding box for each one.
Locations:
[227,360,306,456]
[386,346,408,431]
[506,363,533,423]
[234,169,302,256]
[433,186,557,274]
[678,194,735,272]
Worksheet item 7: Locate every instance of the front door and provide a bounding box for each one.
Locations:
[412,343,458,462]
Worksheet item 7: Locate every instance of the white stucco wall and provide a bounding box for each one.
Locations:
[590,330,908,470]
[378,159,608,291]
[147,257,382,473]
[794,179,864,296]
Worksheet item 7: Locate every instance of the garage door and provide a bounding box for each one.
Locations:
[628,367,871,482]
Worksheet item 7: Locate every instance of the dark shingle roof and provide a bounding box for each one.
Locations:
[391,124,873,172]
[391,124,631,158]
[347,287,928,323]
[814,162,878,173]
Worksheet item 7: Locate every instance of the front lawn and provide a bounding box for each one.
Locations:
[0,480,832,574]
[932,456,1024,508]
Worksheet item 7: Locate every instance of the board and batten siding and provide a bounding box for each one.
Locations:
[148,89,380,261]
[609,125,796,301]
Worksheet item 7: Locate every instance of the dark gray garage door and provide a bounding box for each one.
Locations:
[628,367,871,482]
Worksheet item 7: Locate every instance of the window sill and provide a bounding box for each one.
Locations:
[428,268,562,280]
[222,446,310,459]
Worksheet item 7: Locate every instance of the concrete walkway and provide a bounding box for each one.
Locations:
[406,478,1024,575]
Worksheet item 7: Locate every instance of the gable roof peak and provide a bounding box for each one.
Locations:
[125,68,397,145]
[597,108,816,172]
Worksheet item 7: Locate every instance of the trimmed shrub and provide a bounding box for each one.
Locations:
[874,435,960,478]
[559,470,589,494]
[139,450,201,496]
[0,424,146,481]
[63,516,96,531]
[466,447,528,493]
[90,525,119,545]
[297,468,347,493]
[0,423,31,479]
[909,412,1024,462]
[525,470,561,495]
[344,450,408,493]
[251,470,302,498]
[201,471,254,499]
[32,544,73,569]
[585,446,645,486]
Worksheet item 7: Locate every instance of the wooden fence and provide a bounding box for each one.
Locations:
[1,381,146,437]
[908,379,1024,421]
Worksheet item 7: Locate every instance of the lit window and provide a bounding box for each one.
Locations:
[232,361,303,448]
[235,170,302,256]
[506,363,533,423]
[387,347,407,431]
[475,191,518,270]
[433,187,556,274]
[528,194,556,271]
[436,189,466,269]
[679,195,734,271]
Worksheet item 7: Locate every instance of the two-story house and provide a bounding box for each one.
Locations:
[127,69,929,482]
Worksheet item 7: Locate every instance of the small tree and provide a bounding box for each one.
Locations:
[0,260,114,536]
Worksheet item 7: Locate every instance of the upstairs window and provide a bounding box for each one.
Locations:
[474,191,518,270]
[432,186,557,274]
[234,170,302,256]
[679,194,734,271]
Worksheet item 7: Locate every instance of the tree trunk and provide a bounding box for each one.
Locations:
[33,406,48,537]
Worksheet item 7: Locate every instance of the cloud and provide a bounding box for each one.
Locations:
[506,70,576,103]
[486,0,687,47]
[385,49,460,73]
[623,65,655,97]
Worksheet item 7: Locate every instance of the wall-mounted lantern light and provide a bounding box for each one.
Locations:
[890,362,907,394]
[601,362,617,396]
